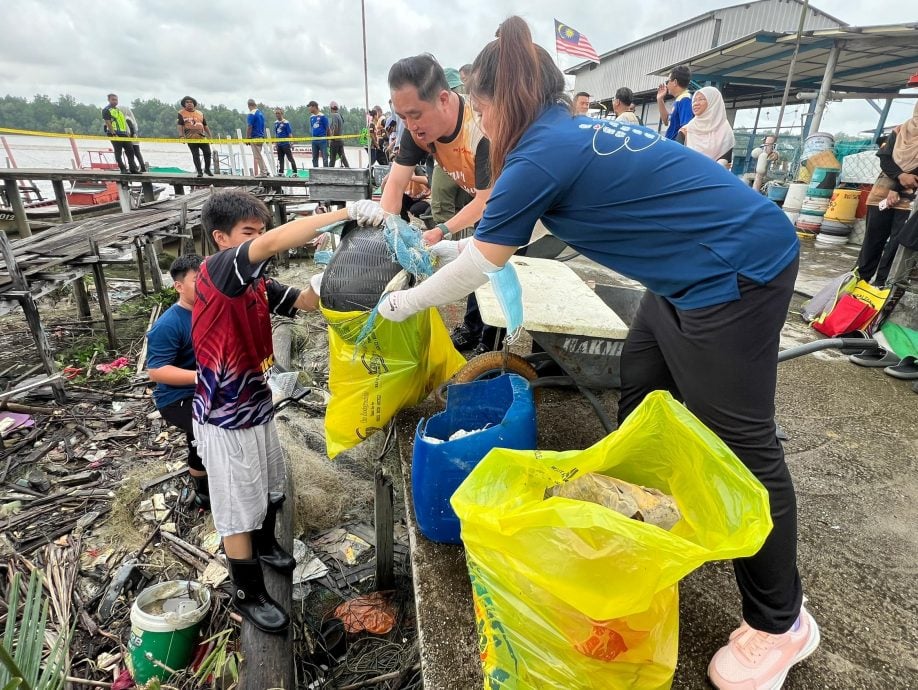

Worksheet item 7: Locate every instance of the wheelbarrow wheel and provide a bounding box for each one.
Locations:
[436,351,541,406]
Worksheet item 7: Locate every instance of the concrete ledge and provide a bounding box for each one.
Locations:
[396,399,482,690]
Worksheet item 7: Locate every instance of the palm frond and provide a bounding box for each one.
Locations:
[0,570,70,690]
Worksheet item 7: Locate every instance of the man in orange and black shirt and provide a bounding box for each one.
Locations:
[381,54,492,352]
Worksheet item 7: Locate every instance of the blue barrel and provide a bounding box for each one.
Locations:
[766,184,789,204]
[412,374,537,544]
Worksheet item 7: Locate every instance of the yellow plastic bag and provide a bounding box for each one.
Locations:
[322,306,465,458]
[849,280,889,311]
[451,391,772,689]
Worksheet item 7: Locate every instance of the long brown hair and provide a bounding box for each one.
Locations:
[469,16,568,183]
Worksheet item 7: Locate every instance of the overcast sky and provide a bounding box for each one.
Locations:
[0,0,913,134]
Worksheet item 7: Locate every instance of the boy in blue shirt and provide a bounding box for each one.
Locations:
[273,108,297,177]
[146,254,209,509]
[308,100,329,167]
[656,64,694,141]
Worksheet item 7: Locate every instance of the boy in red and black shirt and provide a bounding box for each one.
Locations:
[193,190,383,633]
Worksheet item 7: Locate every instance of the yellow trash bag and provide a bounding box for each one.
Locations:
[451,391,772,689]
[322,306,465,459]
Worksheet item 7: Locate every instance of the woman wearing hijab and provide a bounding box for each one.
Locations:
[856,103,918,286]
[680,86,736,168]
[352,16,817,689]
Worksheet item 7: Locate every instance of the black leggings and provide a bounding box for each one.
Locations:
[159,398,205,472]
[856,205,910,285]
[187,142,212,174]
[618,256,802,634]
[276,144,297,174]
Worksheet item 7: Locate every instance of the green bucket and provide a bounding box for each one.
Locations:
[127,580,211,685]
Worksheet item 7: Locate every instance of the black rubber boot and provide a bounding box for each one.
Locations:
[253,493,295,573]
[191,474,210,510]
[227,558,289,634]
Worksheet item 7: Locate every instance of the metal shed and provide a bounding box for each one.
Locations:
[567,0,844,125]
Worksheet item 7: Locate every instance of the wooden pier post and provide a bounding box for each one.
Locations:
[143,242,164,292]
[88,239,118,349]
[3,179,31,238]
[140,181,156,203]
[179,202,195,256]
[239,476,294,690]
[375,467,395,590]
[51,179,73,223]
[134,238,148,295]
[117,182,132,214]
[71,276,92,320]
[173,184,186,196]
[0,231,65,402]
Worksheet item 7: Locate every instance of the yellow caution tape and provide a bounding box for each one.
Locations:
[0,126,360,146]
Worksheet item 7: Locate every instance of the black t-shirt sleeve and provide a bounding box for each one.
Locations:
[102,106,113,122]
[205,241,266,297]
[878,132,905,189]
[177,113,184,126]
[395,129,428,167]
[475,138,491,189]
[266,279,301,317]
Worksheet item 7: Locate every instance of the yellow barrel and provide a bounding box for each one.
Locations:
[824,188,861,222]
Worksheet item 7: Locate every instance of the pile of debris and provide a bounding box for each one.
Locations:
[0,272,422,689]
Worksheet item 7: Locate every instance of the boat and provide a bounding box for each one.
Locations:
[289,143,313,157]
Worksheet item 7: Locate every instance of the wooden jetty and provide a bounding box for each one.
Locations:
[0,167,373,237]
[0,167,372,403]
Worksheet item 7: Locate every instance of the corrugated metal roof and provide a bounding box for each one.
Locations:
[653,24,918,93]
[569,0,844,100]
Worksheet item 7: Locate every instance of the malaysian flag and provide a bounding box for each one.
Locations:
[555,19,600,63]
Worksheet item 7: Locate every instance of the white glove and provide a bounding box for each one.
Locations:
[348,199,386,226]
[428,237,471,267]
[429,240,460,265]
[376,241,497,322]
[377,291,415,322]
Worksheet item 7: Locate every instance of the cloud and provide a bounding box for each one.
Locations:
[0,0,910,133]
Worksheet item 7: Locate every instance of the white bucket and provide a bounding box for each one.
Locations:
[784,210,800,225]
[802,132,835,161]
[783,183,809,211]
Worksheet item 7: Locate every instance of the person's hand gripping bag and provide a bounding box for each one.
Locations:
[451,391,773,689]
[319,223,465,458]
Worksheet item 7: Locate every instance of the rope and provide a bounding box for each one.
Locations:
[0,125,356,146]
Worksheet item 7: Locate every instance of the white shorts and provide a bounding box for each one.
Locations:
[192,419,286,537]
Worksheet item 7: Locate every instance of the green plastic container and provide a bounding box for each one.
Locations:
[127,580,211,685]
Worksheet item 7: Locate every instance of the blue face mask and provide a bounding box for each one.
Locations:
[487,263,524,339]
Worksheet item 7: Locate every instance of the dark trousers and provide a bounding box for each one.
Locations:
[276,144,296,174]
[617,256,802,634]
[159,398,205,472]
[462,294,502,350]
[398,194,430,222]
[112,140,139,173]
[329,140,349,168]
[856,205,910,285]
[312,140,328,167]
[187,142,212,174]
[132,144,146,172]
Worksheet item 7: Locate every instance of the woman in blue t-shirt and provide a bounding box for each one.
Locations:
[366,16,816,690]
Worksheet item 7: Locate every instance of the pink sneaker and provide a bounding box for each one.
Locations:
[708,606,820,689]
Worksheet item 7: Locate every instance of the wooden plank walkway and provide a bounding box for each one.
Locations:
[0,189,213,293]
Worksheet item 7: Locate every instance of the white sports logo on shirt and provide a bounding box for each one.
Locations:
[580,121,660,156]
